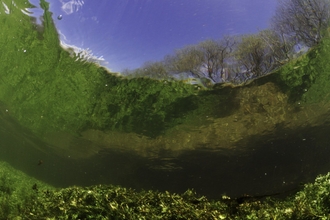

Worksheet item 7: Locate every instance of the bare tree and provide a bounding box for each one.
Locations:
[164,45,203,79]
[196,40,221,81]
[165,38,235,83]
[124,61,171,79]
[218,36,237,80]
[259,29,295,65]
[234,34,275,77]
[141,61,170,79]
[196,37,235,82]
[272,0,330,47]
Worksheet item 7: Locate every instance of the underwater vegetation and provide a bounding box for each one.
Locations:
[1,159,330,219]
[0,162,53,219]
[1,0,330,218]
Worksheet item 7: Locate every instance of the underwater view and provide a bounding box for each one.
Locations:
[1,0,330,219]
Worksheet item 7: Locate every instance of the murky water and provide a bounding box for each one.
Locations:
[2,100,330,199]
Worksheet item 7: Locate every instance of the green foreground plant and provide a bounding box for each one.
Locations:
[1,158,330,220]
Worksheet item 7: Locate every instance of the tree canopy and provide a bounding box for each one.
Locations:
[126,0,330,85]
[272,0,330,47]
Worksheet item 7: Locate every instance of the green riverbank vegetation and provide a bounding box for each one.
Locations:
[0,0,329,139]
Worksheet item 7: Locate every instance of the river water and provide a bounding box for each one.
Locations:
[0,0,330,202]
[2,101,330,199]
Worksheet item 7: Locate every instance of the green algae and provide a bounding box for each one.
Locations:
[1,158,330,219]
[0,161,54,219]
[1,0,329,140]
[1,0,330,219]
[256,35,330,105]
[300,38,330,105]
[0,0,200,137]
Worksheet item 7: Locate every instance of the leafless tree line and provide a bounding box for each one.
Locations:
[124,0,330,85]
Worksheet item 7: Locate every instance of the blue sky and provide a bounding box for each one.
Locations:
[36,0,277,72]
